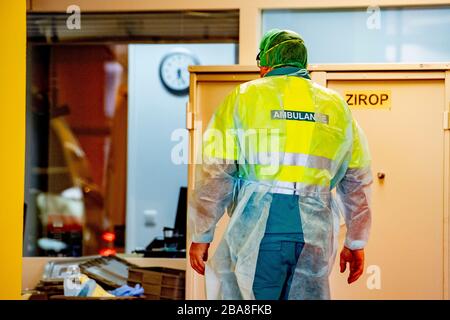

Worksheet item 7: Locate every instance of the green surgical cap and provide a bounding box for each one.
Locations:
[258,29,308,69]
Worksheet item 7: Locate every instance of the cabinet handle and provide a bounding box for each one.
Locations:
[377,172,385,180]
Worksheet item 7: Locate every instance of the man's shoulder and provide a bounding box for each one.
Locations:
[236,77,274,93]
[234,76,348,111]
[310,81,345,105]
[238,77,342,97]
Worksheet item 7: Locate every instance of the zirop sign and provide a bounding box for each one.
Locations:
[345,90,391,109]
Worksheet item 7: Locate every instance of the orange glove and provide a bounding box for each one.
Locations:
[340,247,365,284]
[189,242,210,275]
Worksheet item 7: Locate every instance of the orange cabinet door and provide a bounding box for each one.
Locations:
[328,77,445,299]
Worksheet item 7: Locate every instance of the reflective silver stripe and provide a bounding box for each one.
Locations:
[281,152,308,167]
[206,152,332,170]
[270,187,295,195]
[254,152,332,170]
[253,180,330,195]
[270,181,296,195]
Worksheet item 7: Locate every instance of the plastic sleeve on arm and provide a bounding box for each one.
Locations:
[192,228,215,243]
[188,88,239,243]
[189,163,238,243]
[337,120,373,250]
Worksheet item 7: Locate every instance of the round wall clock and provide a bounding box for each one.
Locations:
[159,49,199,96]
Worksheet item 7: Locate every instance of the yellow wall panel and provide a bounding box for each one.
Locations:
[0,1,26,300]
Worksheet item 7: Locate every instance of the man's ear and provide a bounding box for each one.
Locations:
[259,66,272,77]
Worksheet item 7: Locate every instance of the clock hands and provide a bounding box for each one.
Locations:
[177,68,185,85]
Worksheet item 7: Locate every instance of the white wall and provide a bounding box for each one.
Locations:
[127,43,237,252]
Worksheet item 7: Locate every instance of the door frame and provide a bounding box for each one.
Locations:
[29,0,450,65]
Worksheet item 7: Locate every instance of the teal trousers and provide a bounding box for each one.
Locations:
[252,194,305,300]
[253,234,304,300]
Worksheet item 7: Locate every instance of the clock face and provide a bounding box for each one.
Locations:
[159,50,199,95]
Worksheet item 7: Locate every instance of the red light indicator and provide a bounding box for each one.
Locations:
[99,248,117,256]
[102,232,116,242]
